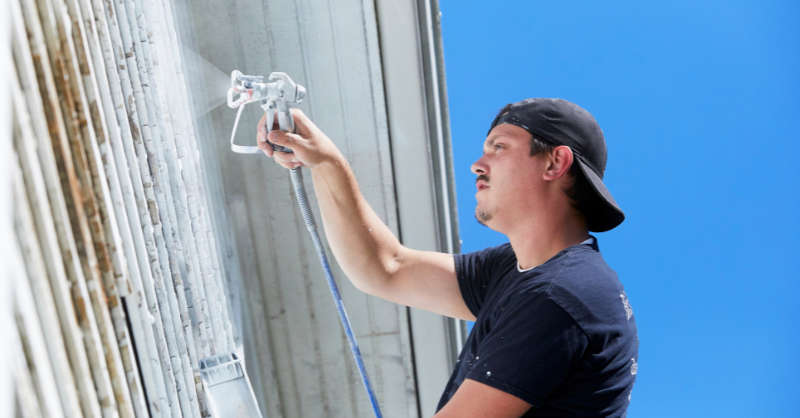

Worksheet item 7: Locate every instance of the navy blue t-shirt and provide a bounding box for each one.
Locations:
[437,237,638,417]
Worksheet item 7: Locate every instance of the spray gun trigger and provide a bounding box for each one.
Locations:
[296,85,306,102]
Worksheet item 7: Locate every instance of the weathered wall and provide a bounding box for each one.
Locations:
[4,0,460,416]
[7,0,241,415]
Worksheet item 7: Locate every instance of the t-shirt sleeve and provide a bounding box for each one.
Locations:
[465,293,588,407]
[454,245,506,316]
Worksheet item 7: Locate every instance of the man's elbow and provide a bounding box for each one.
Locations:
[349,248,405,300]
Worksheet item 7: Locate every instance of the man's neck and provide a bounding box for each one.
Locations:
[508,213,590,271]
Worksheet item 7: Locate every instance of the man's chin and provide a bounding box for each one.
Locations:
[475,208,493,227]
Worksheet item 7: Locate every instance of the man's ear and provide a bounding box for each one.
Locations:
[543,146,574,181]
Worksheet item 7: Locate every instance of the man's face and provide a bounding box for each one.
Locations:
[471,124,549,232]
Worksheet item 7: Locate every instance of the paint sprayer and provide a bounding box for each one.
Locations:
[205,70,382,418]
[227,70,305,154]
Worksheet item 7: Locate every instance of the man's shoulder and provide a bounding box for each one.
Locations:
[457,242,517,277]
[476,242,515,260]
[548,242,620,292]
[540,244,633,334]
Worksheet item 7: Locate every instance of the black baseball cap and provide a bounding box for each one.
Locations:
[488,98,625,232]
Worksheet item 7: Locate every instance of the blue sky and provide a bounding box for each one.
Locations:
[439,1,799,416]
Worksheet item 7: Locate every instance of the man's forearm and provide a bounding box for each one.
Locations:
[310,155,404,297]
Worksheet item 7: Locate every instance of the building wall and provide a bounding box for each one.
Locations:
[4,0,459,415]
[179,0,458,415]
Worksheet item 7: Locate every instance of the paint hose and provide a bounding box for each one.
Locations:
[289,167,384,418]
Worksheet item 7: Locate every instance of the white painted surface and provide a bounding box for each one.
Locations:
[0,3,16,416]
[14,0,123,414]
[4,0,458,416]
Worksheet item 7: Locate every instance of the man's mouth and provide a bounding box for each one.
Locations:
[476,176,490,191]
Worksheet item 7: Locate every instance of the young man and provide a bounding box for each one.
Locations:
[256,98,638,417]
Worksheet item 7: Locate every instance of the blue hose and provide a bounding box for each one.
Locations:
[289,167,384,418]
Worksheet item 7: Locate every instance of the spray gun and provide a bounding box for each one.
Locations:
[220,71,384,418]
[227,70,306,154]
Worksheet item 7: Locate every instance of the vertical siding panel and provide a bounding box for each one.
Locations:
[12,120,70,418]
[177,0,246,357]
[159,0,229,355]
[129,0,206,414]
[36,0,148,412]
[17,0,122,414]
[73,0,179,414]
[9,226,50,418]
[10,3,105,415]
[12,66,85,418]
[9,330,45,418]
[124,4,201,416]
[138,0,216,365]
[112,0,198,415]
[61,1,166,415]
[134,0,210,369]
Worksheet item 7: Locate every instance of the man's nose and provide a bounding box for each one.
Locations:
[471,155,488,175]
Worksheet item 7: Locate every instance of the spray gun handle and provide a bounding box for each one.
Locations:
[262,71,304,153]
[262,100,296,153]
[276,100,296,136]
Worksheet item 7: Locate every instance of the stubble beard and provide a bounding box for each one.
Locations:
[475,205,493,226]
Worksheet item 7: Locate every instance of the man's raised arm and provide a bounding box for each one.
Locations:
[256,109,474,321]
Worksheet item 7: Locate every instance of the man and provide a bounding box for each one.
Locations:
[256,98,638,417]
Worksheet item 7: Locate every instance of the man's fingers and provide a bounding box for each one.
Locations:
[275,160,294,170]
[268,130,303,147]
[290,108,306,125]
[256,113,275,157]
[272,151,298,163]
[258,125,274,157]
[273,154,301,170]
[289,108,314,137]
[257,109,320,168]
[268,130,286,144]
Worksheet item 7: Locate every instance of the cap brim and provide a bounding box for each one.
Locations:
[575,158,625,232]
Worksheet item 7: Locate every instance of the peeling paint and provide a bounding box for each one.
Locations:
[10,0,242,415]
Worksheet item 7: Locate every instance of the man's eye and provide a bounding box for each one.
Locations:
[494,145,503,150]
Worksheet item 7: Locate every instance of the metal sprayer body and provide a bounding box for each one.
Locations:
[227,70,306,154]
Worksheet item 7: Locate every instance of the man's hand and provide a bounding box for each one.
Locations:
[434,379,532,418]
[256,108,343,169]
